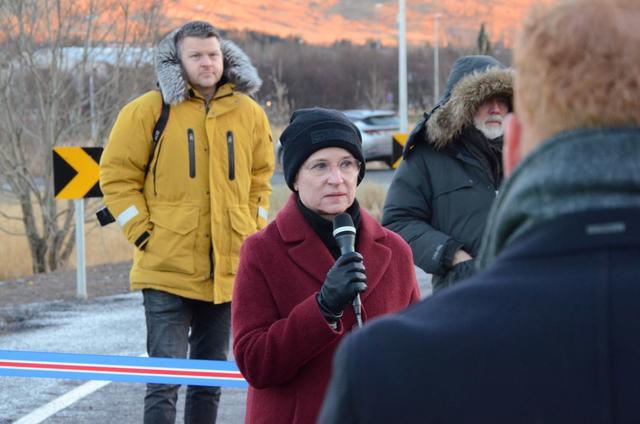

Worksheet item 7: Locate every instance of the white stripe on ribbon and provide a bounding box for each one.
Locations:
[0,360,243,380]
[0,356,247,388]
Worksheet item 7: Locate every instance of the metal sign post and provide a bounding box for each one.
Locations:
[75,199,87,299]
[397,0,408,133]
[52,146,103,300]
[434,13,442,104]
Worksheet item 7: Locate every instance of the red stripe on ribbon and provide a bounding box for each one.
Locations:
[0,361,243,380]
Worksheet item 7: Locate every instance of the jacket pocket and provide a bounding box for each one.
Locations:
[433,176,475,198]
[223,206,256,275]
[141,204,199,274]
[187,128,196,178]
[226,130,235,181]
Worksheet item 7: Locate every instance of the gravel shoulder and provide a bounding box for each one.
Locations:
[0,262,132,308]
[0,262,132,335]
[0,260,431,336]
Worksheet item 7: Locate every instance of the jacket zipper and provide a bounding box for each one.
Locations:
[152,138,165,196]
[187,128,196,178]
[227,130,235,181]
[209,245,214,279]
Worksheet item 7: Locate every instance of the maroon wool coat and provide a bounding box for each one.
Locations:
[232,194,421,424]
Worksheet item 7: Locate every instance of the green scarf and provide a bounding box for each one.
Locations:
[476,127,640,270]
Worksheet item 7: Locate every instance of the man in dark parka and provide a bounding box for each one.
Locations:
[319,0,640,422]
[382,55,512,292]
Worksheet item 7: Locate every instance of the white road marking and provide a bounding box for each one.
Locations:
[13,354,147,424]
[13,379,111,424]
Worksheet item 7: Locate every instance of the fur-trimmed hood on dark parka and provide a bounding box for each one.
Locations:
[154,29,262,105]
[426,55,513,149]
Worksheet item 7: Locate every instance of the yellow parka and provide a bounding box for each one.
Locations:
[99,38,274,304]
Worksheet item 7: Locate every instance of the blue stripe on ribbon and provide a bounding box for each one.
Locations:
[0,350,248,388]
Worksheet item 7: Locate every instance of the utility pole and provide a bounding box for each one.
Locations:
[398,0,408,132]
[85,5,98,143]
[434,13,442,105]
[375,3,383,47]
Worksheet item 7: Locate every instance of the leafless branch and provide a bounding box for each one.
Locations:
[0,0,166,273]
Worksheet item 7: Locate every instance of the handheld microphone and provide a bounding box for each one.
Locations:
[332,213,363,328]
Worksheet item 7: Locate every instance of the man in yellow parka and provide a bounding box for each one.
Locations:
[99,21,274,423]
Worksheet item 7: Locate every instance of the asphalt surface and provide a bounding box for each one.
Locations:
[0,166,411,423]
[0,269,430,423]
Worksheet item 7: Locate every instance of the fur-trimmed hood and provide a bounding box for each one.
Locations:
[426,55,513,149]
[154,29,262,105]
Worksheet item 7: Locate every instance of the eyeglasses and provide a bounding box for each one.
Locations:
[302,158,361,178]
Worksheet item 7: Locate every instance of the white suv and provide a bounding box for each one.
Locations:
[276,109,400,167]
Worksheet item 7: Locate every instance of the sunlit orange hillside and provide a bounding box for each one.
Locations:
[164,0,539,46]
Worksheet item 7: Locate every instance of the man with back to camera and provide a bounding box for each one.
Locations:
[99,21,274,423]
[319,0,640,422]
[382,55,512,292]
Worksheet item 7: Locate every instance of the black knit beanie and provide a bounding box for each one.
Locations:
[280,108,366,191]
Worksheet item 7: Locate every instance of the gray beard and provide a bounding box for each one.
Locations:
[474,118,504,140]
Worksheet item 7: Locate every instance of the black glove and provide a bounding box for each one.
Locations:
[317,251,367,319]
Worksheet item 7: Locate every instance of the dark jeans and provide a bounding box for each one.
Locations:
[142,289,231,424]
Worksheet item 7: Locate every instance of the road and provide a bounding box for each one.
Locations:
[0,269,430,424]
[0,165,412,423]
[0,293,247,423]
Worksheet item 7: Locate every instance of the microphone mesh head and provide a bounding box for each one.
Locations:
[333,213,355,237]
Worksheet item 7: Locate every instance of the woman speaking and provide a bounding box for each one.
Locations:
[232,108,420,423]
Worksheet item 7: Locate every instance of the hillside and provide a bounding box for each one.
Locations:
[165,0,539,46]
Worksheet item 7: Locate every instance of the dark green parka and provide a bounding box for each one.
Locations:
[382,56,513,292]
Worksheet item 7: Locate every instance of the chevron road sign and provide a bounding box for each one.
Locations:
[391,132,408,169]
[52,146,104,300]
[53,147,103,199]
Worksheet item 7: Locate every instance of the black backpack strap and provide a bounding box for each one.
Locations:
[146,97,170,175]
[97,93,170,227]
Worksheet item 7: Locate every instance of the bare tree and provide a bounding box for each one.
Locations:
[268,59,292,125]
[364,66,388,110]
[477,23,492,55]
[0,0,166,274]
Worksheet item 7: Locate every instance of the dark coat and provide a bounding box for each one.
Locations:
[319,207,640,423]
[382,137,499,290]
[232,194,421,424]
[382,56,512,291]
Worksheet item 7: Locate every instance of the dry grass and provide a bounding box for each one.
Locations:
[0,181,388,281]
[355,183,388,221]
[271,124,286,141]
[0,198,132,281]
[269,181,387,221]
[0,199,41,280]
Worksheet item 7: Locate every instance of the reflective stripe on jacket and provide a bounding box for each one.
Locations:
[100,83,274,303]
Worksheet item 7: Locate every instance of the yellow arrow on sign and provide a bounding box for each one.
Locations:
[54,147,100,199]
